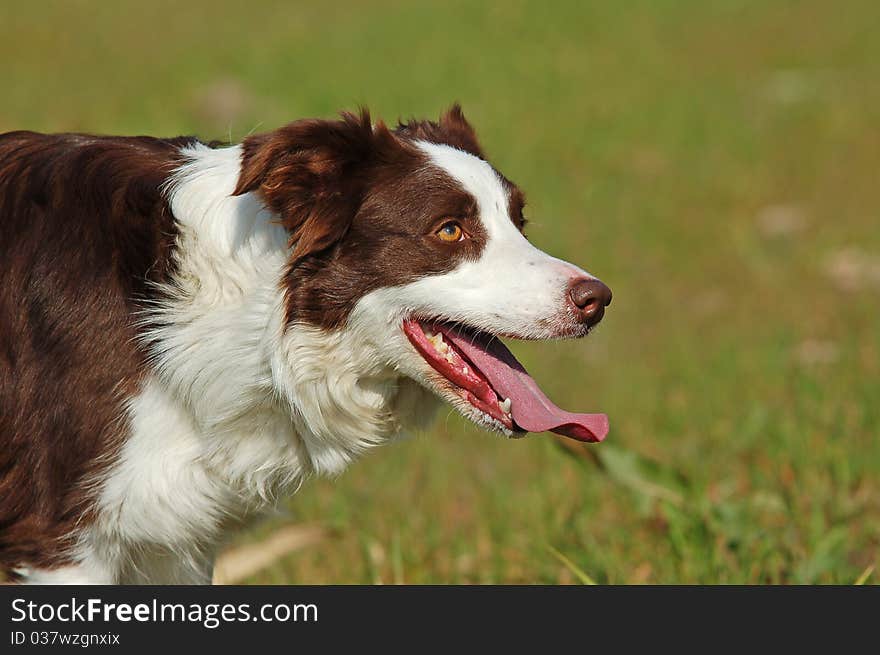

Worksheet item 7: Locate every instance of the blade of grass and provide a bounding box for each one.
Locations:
[391,530,405,585]
[213,523,327,584]
[854,564,874,585]
[547,545,597,585]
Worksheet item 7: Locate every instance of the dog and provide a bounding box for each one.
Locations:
[0,106,612,584]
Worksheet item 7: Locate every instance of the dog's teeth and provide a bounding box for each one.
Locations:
[426,332,444,352]
[462,366,469,376]
[500,398,512,414]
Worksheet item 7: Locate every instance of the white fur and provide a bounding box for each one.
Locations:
[22,139,593,584]
[13,563,114,585]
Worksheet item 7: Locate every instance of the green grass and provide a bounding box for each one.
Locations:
[2,0,878,584]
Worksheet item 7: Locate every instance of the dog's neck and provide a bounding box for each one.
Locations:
[150,143,421,475]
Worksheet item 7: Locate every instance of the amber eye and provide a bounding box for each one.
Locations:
[436,221,464,242]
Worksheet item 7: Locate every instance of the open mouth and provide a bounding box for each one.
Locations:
[402,319,608,442]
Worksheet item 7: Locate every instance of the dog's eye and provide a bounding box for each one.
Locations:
[436,221,464,242]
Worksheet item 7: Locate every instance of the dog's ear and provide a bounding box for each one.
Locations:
[234,109,399,261]
[395,103,483,158]
[437,104,483,157]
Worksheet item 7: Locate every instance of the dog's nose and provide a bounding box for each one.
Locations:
[568,277,612,326]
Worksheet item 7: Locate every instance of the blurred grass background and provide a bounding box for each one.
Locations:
[2,0,878,583]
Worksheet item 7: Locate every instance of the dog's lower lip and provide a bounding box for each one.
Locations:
[402,319,515,429]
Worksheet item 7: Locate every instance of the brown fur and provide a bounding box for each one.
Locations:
[0,132,191,576]
[394,104,484,159]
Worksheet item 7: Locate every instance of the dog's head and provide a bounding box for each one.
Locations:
[234,106,611,444]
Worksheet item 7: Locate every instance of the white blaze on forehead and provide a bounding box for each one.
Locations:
[416,140,595,281]
[415,141,517,243]
[415,141,595,278]
[348,142,597,342]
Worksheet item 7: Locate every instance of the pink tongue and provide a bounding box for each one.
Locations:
[442,328,608,443]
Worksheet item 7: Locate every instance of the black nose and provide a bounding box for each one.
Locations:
[568,277,612,327]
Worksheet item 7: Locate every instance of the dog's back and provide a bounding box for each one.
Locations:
[0,132,191,576]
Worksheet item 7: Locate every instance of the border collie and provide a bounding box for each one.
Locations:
[0,106,611,584]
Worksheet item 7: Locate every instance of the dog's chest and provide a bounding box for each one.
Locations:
[81,353,424,582]
[83,377,304,576]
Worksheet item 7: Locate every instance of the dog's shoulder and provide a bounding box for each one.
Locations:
[0,130,205,579]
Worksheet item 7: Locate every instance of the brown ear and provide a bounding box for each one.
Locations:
[395,103,484,158]
[234,109,401,261]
